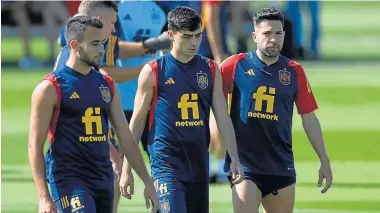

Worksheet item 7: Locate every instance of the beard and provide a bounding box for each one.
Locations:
[260,45,282,58]
[78,47,101,67]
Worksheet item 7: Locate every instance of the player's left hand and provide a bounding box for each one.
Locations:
[318,159,333,193]
[230,159,243,185]
[120,169,135,200]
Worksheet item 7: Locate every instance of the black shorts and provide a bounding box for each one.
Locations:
[108,110,150,155]
[228,172,296,198]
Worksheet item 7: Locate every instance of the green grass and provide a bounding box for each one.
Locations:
[2,63,380,212]
[2,1,380,213]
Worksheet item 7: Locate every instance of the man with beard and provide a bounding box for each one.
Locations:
[215,7,333,213]
[28,16,158,213]
[54,1,170,211]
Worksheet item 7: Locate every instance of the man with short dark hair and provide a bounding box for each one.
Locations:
[55,2,171,211]
[29,15,159,213]
[215,7,333,213]
[127,6,243,212]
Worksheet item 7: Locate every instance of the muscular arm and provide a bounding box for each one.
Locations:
[129,64,154,143]
[301,112,329,163]
[28,80,57,199]
[108,81,151,185]
[122,64,155,173]
[99,65,143,83]
[211,66,239,161]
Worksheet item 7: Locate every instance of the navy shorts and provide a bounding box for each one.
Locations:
[52,184,114,213]
[154,177,209,213]
[228,172,296,198]
[108,110,149,155]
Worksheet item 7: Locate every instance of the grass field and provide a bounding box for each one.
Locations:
[2,1,380,213]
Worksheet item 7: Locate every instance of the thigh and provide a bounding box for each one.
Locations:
[154,177,187,213]
[94,195,114,213]
[231,179,261,213]
[186,182,209,213]
[55,188,96,213]
[261,182,295,213]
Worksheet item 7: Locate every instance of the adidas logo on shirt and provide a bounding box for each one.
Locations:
[70,92,80,99]
[165,77,175,84]
[245,69,255,76]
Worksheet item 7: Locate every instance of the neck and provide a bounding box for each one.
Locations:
[66,53,92,75]
[256,50,279,66]
[170,49,194,63]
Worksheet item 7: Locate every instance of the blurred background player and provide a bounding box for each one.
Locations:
[229,1,253,53]
[217,7,332,213]
[284,0,321,59]
[2,1,68,69]
[126,6,243,212]
[28,15,158,213]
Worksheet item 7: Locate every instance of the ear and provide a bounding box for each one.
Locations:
[252,31,257,43]
[69,40,79,51]
[167,30,175,41]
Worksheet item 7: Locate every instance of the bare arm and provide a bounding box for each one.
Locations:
[129,64,154,143]
[28,80,57,199]
[301,112,329,163]
[108,81,151,185]
[302,111,332,193]
[211,66,239,161]
[118,41,146,59]
[122,64,155,172]
[99,65,143,83]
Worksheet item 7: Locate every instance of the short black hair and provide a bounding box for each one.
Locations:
[78,0,118,14]
[65,15,103,44]
[168,6,202,32]
[252,6,284,27]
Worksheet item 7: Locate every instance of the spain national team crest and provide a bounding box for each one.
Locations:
[196,71,208,89]
[99,86,111,103]
[161,199,171,213]
[279,69,291,85]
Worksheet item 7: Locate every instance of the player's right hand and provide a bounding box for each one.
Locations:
[143,184,159,213]
[39,195,59,213]
[318,160,333,193]
[120,169,135,200]
[230,159,243,185]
